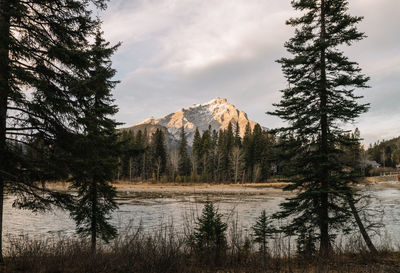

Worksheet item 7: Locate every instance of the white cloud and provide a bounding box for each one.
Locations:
[100,0,400,144]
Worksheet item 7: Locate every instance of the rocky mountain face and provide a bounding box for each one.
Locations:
[123,97,260,146]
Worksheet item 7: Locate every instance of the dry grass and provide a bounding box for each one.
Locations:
[1,226,399,273]
[45,179,400,196]
[44,181,291,198]
[362,176,400,184]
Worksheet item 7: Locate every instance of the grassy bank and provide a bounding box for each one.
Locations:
[44,181,292,197]
[2,226,399,273]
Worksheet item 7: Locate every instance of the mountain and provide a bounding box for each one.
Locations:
[122,97,261,146]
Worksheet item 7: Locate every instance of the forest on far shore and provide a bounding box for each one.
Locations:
[117,124,389,183]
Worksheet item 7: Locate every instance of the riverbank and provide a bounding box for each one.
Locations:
[46,181,291,196]
[45,179,400,196]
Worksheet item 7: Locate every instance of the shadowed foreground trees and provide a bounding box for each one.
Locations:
[0,0,111,262]
[269,0,371,256]
[69,31,120,253]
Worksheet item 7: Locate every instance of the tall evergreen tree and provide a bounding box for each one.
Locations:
[141,128,150,180]
[119,130,135,179]
[222,122,234,181]
[134,130,146,178]
[210,130,219,181]
[0,0,108,261]
[192,128,202,175]
[151,129,167,180]
[69,30,120,253]
[269,0,369,255]
[201,129,212,180]
[252,124,264,182]
[252,210,275,265]
[234,122,241,147]
[242,122,254,182]
[178,126,190,177]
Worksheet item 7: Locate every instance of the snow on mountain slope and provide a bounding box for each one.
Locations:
[126,97,260,145]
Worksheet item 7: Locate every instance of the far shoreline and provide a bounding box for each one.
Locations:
[43,177,400,196]
[46,181,290,196]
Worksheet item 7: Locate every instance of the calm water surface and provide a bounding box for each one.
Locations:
[3,184,400,247]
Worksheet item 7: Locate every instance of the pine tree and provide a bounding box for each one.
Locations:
[0,0,108,261]
[216,130,226,182]
[234,122,241,147]
[222,122,234,181]
[193,201,227,263]
[151,129,167,181]
[252,210,275,265]
[119,130,135,180]
[242,122,254,182]
[200,129,212,181]
[252,124,264,182]
[210,130,219,181]
[192,128,202,175]
[269,0,369,255]
[178,126,191,177]
[134,130,146,178]
[141,128,150,180]
[69,30,120,253]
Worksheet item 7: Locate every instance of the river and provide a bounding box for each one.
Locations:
[3,183,400,248]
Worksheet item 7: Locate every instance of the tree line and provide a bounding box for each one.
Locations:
[117,122,277,183]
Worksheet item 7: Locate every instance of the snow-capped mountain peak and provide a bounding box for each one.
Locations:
[126,98,259,145]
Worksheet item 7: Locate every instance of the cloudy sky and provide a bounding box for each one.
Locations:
[99,0,400,145]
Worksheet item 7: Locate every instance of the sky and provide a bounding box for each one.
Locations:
[99,0,400,145]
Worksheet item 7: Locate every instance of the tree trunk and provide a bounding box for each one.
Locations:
[117,157,120,180]
[346,192,378,255]
[91,180,97,254]
[129,157,132,181]
[0,0,10,263]
[142,153,146,181]
[263,238,267,267]
[234,157,238,183]
[318,0,331,256]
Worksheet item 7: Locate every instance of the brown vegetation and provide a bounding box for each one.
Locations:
[1,225,398,273]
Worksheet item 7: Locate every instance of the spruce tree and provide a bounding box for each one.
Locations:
[192,128,202,175]
[234,122,241,147]
[151,129,167,180]
[0,0,108,261]
[252,210,275,265]
[69,30,120,253]
[252,124,264,182]
[201,129,212,180]
[216,130,226,182]
[178,126,190,177]
[141,128,150,180]
[119,130,135,180]
[210,130,219,181]
[223,122,235,181]
[242,122,254,182]
[134,130,146,178]
[269,0,369,255]
[193,201,227,263]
